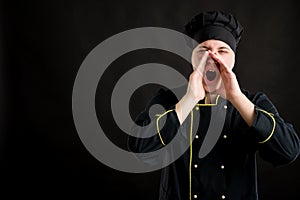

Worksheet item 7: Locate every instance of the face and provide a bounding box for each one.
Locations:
[191,39,235,93]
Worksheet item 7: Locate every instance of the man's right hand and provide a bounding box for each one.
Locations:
[175,51,208,124]
[186,50,208,100]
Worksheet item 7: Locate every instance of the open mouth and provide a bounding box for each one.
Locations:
[206,70,217,81]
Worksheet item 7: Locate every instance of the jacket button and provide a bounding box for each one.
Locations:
[223,135,227,139]
[195,106,199,111]
[193,194,198,198]
[194,164,198,168]
[195,135,199,139]
[221,165,225,169]
[223,105,227,109]
[221,195,226,199]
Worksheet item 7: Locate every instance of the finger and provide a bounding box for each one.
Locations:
[195,51,209,76]
[208,52,231,72]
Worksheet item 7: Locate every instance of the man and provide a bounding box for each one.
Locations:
[128,10,300,200]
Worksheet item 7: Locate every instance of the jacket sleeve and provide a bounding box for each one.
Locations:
[250,92,300,166]
[127,88,182,153]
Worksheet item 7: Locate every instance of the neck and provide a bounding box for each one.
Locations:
[205,93,218,104]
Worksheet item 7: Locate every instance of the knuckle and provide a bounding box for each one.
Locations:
[189,72,197,79]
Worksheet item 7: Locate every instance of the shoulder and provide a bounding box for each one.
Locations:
[241,88,271,102]
[152,85,187,103]
[148,84,186,107]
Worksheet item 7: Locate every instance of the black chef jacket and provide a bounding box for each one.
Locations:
[128,86,300,200]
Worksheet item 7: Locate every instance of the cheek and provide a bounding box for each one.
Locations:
[224,55,235,68]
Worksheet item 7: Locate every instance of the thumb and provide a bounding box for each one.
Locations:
[195,51,209,76]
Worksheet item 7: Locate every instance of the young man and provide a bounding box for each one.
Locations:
[128,10,300,200]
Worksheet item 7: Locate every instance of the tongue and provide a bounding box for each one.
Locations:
[206,71,216,81]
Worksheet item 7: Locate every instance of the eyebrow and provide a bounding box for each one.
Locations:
[198,46,230,50]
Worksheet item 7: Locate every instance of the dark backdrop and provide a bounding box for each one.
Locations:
[1,0,300,199]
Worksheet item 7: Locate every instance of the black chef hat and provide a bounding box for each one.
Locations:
[184,10,244,52]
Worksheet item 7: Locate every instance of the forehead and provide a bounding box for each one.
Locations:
[196,39,231,49]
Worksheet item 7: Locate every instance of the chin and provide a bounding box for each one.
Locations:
[204,83,219,93]
[204,86,216,94]
[203,79,222,94]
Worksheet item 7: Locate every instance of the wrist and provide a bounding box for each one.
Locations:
[227,90,243,103]
[182,93,202,106]
[228,91,256,126]
[176,93,201,124]
[186,90,205,102]
[229,92,248,108]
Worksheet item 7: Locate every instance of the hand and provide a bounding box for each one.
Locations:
[175,51,209,124]
[187,51,209,101]
[208,51,242,101]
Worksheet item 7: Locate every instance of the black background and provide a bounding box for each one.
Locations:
[1,0,300,199]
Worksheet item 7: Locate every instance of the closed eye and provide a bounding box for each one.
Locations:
[218,46,230,54]
[197,48,208,53]
[219,50,229,54]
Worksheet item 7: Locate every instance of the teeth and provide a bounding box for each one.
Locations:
[206,70,217,81]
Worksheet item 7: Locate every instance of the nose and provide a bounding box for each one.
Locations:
[207,50,217,55]
[206,57,215,66]
[205,52,216,64]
